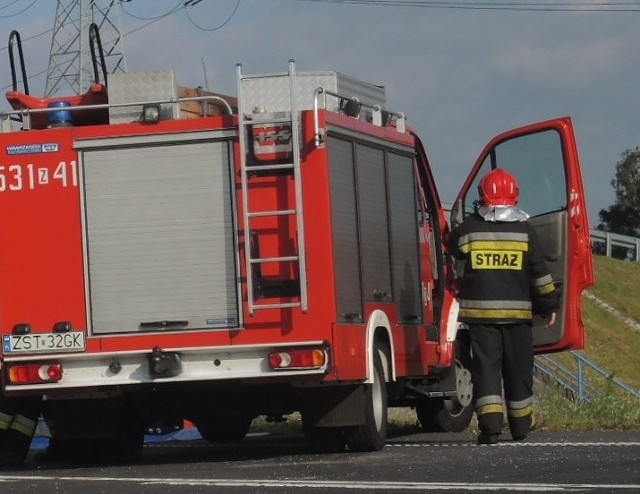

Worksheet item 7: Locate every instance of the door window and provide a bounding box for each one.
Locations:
[462,129,567,218]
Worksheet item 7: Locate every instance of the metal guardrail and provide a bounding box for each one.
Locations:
[534,351,640,403]
[590,230,640,261]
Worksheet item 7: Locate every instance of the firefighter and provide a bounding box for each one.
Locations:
[0,394,41,467]
[449,167,559,445]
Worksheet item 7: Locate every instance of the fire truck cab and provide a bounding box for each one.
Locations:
[0,34,593,463]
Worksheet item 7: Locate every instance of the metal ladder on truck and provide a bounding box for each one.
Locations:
[236,60,308,315]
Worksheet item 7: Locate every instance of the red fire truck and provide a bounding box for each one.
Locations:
[0,30,593,462]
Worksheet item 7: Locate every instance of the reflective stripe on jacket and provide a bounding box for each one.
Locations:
[450,213,559,324]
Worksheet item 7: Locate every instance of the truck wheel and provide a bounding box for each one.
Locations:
[196,414,252,443]
[416,338,474,432]
[345,347,388,451]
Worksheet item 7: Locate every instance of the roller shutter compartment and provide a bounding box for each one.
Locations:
[81,136,238,334]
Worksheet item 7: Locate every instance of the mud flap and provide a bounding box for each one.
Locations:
[300,385,366,427]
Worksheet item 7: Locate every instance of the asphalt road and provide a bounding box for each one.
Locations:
[0,429,638,493]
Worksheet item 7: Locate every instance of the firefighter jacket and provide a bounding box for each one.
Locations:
[449,213,559,324]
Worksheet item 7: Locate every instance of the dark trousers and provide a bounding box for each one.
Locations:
[0,397,41,467]
[469,322,534,438]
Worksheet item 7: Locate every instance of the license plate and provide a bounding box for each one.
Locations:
[2,332,86,354]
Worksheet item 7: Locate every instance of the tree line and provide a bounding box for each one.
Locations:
[596,147,640,259]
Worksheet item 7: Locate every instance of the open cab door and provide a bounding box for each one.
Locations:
[451,117,594,353]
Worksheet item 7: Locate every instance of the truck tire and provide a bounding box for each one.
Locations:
[196,414,252,443]
[345,347,388,451]
[416,338,474,432]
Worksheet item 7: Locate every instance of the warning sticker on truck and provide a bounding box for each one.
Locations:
[6,143,59,155]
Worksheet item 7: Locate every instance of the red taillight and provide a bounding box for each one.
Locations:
[7,363,63,384]
[268,348,326,370]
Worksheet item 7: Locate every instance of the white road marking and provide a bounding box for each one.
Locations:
[0,475,639,491]
[4,441,637,491]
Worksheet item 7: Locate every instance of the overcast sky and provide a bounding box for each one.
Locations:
[1,0,638,227]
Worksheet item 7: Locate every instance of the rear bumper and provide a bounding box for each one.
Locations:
[1,341,329,394]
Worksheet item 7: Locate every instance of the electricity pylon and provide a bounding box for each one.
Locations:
[45,0,127,97]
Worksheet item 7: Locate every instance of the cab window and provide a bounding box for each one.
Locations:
[463,129,567,218]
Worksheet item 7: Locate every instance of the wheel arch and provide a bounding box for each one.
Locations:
[365,309,395,384]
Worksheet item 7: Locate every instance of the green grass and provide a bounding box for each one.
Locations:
[589,255,640,319]
[536,384,640,431]
[534,254,640,430]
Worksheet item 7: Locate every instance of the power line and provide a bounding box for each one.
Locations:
[0,0,27,11]
[0,0,40,18]
[0,27,52,53]
[0,67,47,92]
[120,0,240,35]
[120,0,183,21]
[122,2,185,36]
[299,0,640,5]
[0,0,32,12]
[184,0,240,32]
[298,0,640,12]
